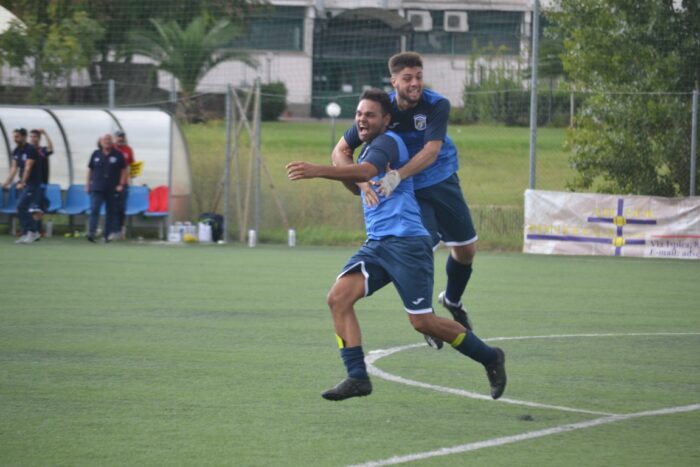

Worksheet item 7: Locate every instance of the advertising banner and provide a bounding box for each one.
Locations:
[524,190,700,260]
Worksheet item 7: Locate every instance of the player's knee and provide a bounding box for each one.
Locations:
[408,313,433,334]
[326,285,354,313]
[452,243,476,264]
[327,274,364,312]
[326,288,341,312]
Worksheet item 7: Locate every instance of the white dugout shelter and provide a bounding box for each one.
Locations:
[0,106,191,221]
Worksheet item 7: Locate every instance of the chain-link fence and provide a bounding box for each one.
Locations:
[1,1,697,246]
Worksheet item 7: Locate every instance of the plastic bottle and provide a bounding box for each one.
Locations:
[248,229,257,247]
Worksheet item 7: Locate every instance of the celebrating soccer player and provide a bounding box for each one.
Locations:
[333,52,478,349]
[287,89,506,401]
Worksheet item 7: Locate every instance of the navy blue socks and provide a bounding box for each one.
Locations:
[445,255,472,305]
[451,332,497,366]
[340,346,369,380]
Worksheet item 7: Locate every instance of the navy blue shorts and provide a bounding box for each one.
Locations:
[338,236,434,314]
[415,173,477,248]
[18,183,44,213]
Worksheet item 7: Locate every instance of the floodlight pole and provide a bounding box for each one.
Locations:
[690,88,698,196]
[528,0,540,190]
[166,114,174,237]
[254,78,262,234]
[331,116,336,150]
[223,85,233,243]
[108,79,115,109]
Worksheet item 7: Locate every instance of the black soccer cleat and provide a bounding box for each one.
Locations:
[438,291,473,331]
[423,333,443,350]
[484,347,507,400]
[322,377,372,401]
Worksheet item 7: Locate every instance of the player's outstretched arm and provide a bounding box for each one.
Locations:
[287,161,377,184]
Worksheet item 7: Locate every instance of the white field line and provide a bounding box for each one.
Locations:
[366,345,614,416]
[366,332,700,416]
[348,404,700,467]
[484,332,700,343]
[358,332,700,467]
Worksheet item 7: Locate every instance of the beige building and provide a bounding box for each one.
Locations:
[190,0,536,117]
[1,1,536,117]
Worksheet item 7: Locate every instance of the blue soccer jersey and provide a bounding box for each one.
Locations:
[345,88,459,190]
[357,131,429,240]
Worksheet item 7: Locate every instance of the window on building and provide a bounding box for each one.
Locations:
[412,10,523,56]
[230,6,305,51]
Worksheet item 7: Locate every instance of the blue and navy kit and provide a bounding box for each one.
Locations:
[88,149,125,192]
[344,88,459,190]
[356,131,428,240]
[12,143,42,185]
[338,130,434,314]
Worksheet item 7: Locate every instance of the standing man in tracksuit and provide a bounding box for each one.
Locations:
[86,134,127,243]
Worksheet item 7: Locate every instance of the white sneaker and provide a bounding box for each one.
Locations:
[18,232,41,244]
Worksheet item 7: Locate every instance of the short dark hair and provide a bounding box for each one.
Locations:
[30,129,41,136]
[388,52,423,75]
[359,88,392,116]
[115,130,125,137]
[14,127,27,136]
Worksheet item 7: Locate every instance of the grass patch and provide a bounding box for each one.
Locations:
[183,121,570,249]
[0,239,698,465]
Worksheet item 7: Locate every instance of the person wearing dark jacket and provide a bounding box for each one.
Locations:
[86,134,127,243]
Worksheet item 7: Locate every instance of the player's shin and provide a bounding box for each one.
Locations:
[336,334,369,380]
[451,331,497,365]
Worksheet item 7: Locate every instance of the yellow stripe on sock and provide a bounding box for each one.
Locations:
[335,334,346,349]
[451,332,466,348]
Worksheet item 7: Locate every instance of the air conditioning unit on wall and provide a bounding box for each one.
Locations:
[407,10,433,32]
[444,11,468,32]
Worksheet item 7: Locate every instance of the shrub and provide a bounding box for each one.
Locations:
[260,81,287,121]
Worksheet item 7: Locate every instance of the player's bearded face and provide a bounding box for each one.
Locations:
[392,67,423,107]
[355,99,388,142]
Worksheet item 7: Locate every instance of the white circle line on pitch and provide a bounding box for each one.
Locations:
[355,332,700,467]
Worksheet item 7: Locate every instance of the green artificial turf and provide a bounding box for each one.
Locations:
[0,239,698,466]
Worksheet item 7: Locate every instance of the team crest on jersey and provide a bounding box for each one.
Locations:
[413,114,427,131]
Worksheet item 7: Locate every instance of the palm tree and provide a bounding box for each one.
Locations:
[131,15,256,122]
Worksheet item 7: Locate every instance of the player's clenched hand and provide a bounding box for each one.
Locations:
[286,161,319,180]
[376,169,402,197]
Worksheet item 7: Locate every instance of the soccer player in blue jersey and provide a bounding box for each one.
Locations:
[287,89,506,401]
[333,52,479,348]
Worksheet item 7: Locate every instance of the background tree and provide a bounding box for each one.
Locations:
[1,0,263,103]
[0,7,103,103]
[549,0,700,196]
[522,17,567,125]
[130,15,256,122]
[80,1,262,80]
